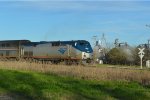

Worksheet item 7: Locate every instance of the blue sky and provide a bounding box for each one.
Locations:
[0,0,150,46]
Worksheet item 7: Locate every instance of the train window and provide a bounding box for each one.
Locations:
[80,42,88,46]
[1,44,5,47]
[52,42,60,46]
[60,43,66,46]
[24,51,33,56]
[6,43,10,47]
[80,42,86,45]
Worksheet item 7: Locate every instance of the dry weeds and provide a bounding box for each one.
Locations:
[0,61,150,85]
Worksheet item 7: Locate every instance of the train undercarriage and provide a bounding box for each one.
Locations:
[0,56,92,65]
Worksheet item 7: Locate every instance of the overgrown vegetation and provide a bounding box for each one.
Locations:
[0,61,150,85]
[106,48,127,65]
[0,61,150,99]
[0,69,150,100]
[105,46,150,66]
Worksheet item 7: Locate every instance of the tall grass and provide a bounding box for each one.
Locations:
[0,61,150,86]
[1,69,150,100]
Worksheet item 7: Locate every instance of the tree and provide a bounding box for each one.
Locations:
[106,48,126,65]
[132,47,140,65]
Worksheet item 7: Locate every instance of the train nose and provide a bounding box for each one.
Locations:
[82,52,93,60]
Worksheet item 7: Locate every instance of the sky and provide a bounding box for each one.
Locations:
[0,0,150,46]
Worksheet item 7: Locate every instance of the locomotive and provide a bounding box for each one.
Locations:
[0,40,93,64]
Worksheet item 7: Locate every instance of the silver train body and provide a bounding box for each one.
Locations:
[22,40,93,63]
[0,40,93,63]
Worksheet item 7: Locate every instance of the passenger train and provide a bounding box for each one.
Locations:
[0,40,93,64]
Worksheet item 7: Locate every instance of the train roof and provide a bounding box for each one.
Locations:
[39,40,88,42]
[23,40,90,46]
[0,40,30,43]
[0,39,91,46]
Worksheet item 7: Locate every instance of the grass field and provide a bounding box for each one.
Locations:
[0,61,150,100]
[0,69,150,100]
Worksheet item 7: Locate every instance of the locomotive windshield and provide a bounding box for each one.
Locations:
[73,41,93,53]
[79,42,88,46]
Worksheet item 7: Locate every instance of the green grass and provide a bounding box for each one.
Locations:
[0,69,150,100]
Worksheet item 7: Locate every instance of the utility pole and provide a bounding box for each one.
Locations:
[100,33,108,55]
[101,33,107,48]
[92,36,98,47]
[146,25,150,49]
[92,35,98,62]
[114,39,119,47]
[146,24,150,59]
[148,39,150,49]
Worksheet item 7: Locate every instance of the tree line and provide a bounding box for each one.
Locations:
[101,46,150,66]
